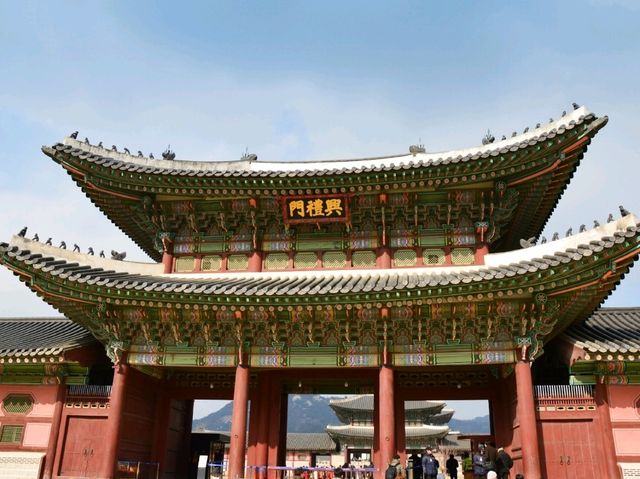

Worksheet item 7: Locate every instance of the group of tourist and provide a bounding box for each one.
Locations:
[387,442,517,479]
[464,442,515,479]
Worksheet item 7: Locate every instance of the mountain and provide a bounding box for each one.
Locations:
[449,416,490,434]
[193,401,234,431]
[192,395,338,432]
[286,395,343,432]
[192,396,490,434]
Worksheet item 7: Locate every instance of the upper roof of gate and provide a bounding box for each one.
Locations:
[43,106,607,259]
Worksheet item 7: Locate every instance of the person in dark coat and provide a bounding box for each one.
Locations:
[495,448,513,479]
[485,442,497,472]
[389,455,406,479]
[473,445,487,479]
[445,454,458,479]
[421,447,439,479]
[408,452,422,479]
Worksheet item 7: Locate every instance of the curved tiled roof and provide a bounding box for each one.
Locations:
[326,424,450,439]
[329,395,446,413]
[287,432,337,452]
[427,409,455,425]
[1,215,638,352]
[1,215,637,299]
[0,317,95,358]
[562,308,640,354]
[51,107,595,176]
[42,106,607,259]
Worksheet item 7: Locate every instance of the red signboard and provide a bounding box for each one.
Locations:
[281,195,350,224]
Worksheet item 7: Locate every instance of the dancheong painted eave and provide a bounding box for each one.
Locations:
[0,215,638,358]
[0,215,637,303]
[1,214,637,298]
[41,106,607,260]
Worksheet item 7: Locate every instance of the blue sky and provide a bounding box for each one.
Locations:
[1,1,639,418]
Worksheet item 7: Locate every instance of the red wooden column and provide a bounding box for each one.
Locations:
[377,247,392,269]
[277,389,289,469]
[254,374,271,479]
[595,382,620,478]
[394,391,406,463]
[267,378,283,479]
[491,385,509,452]
[474,243,489,265]
[43,381,66,479]
[248,251,263,272]
[247,388,259,472]
[99,359,129,479]
[515,359,541,479]
[162,252,174,273]
[378,366,396,475]
[228,365,251,479]
[162,253,173,274]
[266,379,288,479]
[179,400,195,478]
[161,235,174,273]
[151,393,172,477]
[373,391,380,473]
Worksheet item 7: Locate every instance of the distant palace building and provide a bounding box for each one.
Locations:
[327,395,452,452]
[1,105,640,479]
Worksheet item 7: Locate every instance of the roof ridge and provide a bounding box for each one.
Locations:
[56,106,595,172]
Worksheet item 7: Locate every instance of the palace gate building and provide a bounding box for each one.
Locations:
[1,105,640,479]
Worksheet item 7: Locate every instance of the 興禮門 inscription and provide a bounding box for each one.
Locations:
[282,195,350,224]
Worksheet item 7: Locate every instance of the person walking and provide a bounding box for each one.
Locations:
[422,448,439,479]
[408,452,421,479]
[445,454,458,479]
[485,443,497,474]
[494,448,513,479]
[386,455,406,479]
[473,445,487,479]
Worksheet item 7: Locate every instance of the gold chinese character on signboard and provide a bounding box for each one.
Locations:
[306,199,325,217]
[289,200,305,218]
[284,195,348,223]
[324,198,343,216]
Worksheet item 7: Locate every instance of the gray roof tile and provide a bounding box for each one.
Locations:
[0,317,95,357]
[0,219,638,303]
[562,308,640,354]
